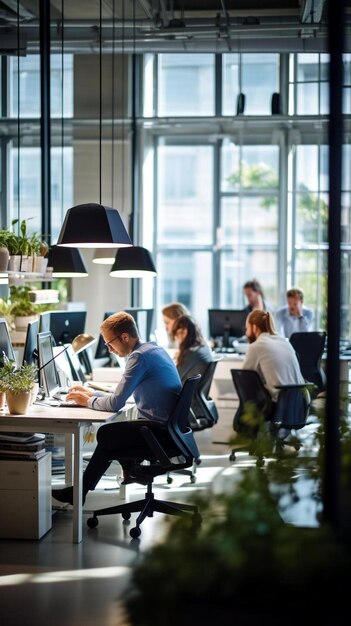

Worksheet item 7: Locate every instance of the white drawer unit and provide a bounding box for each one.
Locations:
[0,453,52,540]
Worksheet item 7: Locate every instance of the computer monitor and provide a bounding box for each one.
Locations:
[0,318,16,364]
[22,319,39,366]
[125,308,154,342]
[47,310,87,345]
[39,311,51,333]
[208,309,247,348]
[37,331,61,398]
[94,311,116,360]
[65,345,86,383]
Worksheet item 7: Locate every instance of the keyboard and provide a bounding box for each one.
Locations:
[48,399,79,408]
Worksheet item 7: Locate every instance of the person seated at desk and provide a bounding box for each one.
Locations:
[242,278,272,314]
[171,315,213,423]
[52,312,182,505]
[243,309,305,406]
[160,302,190,348]
[275,287,314,339]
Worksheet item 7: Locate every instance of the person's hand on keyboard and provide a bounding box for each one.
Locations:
[66,386,94,408]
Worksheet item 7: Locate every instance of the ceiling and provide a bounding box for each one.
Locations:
[0,0,350,54]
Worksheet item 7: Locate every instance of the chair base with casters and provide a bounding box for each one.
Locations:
[87,474,201,539]
[230,370,311,467]
[87,374,203,538]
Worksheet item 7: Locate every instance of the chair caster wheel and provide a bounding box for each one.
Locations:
[167,476,173,484]
[87,516,98,528]
[190,475,196,484]
[130,526,141,538]
[122,512,131,520]
[229,451,236,462]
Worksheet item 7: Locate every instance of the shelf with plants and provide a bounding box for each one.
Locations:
[0,218,49,277]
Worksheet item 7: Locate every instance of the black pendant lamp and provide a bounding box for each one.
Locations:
[56,203,132,249]
[48,245,88,277]
[110,246,157,278]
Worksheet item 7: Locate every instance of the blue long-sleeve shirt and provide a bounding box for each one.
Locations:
[87,341,182,422]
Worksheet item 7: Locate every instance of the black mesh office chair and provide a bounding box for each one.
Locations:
[191,360,220,431]
[289,331,327,397]
[87,375,202,539]
[230,369,311,466]
[167,360,220,484]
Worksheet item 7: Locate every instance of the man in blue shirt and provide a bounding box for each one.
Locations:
[275,287,314,339]
[52,312,182,505]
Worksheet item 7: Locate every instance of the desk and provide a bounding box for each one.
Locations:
[0,403,131,543]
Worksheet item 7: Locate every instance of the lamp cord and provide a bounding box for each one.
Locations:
[61,0,64,218]
[111,0,115,205]
[99,0,102,205]
[122,0,125,218]
[17,0,20,229]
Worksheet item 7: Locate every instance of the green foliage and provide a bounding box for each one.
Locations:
[0,352,16,392]
[5,219,48,256]
[126,465,351,625]
[126,400,351,625]
[10,285,40,317]
[1,361,37,394]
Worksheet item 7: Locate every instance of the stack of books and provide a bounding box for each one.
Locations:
[0,432,47,461]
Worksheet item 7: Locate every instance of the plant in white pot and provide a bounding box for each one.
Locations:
[2,361,38,415]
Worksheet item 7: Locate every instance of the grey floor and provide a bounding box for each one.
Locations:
[0,430,236,626]
[0,418,322,626]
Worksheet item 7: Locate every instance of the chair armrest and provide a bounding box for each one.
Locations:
[140,425,172,467]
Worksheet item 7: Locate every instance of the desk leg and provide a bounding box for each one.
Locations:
[65,434,73,484]
[72,427,83,543]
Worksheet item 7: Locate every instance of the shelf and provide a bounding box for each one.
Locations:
[7,271,54,285]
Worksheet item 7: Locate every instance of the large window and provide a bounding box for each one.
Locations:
[222,53,279,115]
[158,54,215,116]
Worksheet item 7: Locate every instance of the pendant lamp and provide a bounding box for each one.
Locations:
[92,248,118,264]
[56,203,132,249]
[47,246,88,277]
[110,246,157,278]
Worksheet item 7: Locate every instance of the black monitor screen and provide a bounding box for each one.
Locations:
[0,318,16,364]
[125,308,154,342]
[22,319,39,366]
[94,311,116,360]
[208,309,247,347]
[48,311,87,345]
[37,331,60,397]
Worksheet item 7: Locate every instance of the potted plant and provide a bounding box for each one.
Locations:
[0,298,15,330]
[124,414,351,626]
[0,228,11,272]
[2,361,37,415]
[29,232,49,273]
[10,285,40,330]
[0,352,16,409]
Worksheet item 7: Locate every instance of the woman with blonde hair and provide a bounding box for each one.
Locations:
[243,309,304,401]
[161,302,190,348]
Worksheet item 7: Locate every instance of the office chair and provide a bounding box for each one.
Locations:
[87,375,203,539]
[230,369,311,466]
[289,331,327,397]
[167,360,220,484]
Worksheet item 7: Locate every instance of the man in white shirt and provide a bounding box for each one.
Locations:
[275,287,314,339]
[243,309,305,402]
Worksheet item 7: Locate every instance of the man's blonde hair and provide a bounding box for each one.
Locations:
[101,312,138,338]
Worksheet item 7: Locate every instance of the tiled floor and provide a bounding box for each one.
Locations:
[0,430,234,626]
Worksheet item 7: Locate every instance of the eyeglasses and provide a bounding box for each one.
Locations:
[104,335,120,350]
